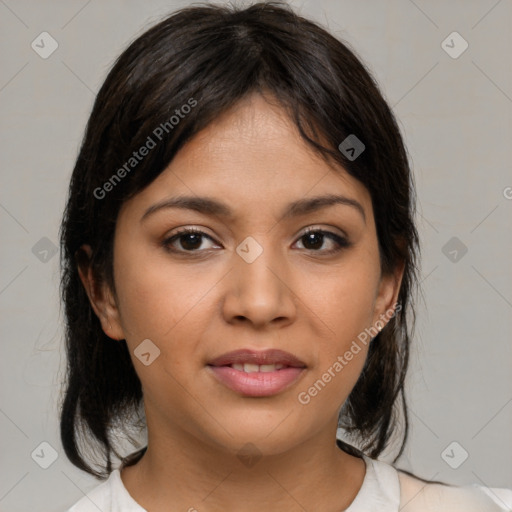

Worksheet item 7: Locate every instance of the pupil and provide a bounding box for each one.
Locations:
[182,234,201,250]
[305,232,322,249]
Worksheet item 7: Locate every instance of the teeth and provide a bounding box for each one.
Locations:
[230,363,286,372]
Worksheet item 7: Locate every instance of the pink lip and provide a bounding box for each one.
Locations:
[207,349,307,397]
[207,348,306,368]
[207,366,306,397]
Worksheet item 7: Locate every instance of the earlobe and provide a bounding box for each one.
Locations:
[76,244,124,340]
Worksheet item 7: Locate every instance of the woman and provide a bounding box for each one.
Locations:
[60,2,512,510]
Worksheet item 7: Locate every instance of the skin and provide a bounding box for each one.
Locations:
[79,93,404,512]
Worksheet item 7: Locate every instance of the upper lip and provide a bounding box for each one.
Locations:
[208,349,306,368]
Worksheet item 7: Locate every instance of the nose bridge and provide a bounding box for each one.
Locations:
[223,234,295,325]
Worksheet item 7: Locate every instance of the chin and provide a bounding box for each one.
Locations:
[199,415,304,456]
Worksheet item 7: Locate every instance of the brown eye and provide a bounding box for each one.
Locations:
[162,227,351,256]
[295,228,351,254]
[163,228,219,253]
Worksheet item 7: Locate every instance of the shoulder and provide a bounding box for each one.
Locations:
[66,473,114,512]
[397,468,512,512]
[65,469,145,512]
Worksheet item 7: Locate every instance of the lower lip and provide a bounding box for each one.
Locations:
[207,365,305,397]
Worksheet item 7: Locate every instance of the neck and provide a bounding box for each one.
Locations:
[120,420,366,512]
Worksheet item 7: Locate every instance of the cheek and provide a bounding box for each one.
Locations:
[297,275,373,412]
[307,260,379,347]
[296,254,379,402]
[112,240,209,342]
[112,249,215,400]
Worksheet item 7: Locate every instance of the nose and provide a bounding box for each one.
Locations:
[221,240,297,328]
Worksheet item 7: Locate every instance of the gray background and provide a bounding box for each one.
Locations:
[0,0,511,510]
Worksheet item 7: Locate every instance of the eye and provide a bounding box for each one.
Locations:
[162,226,351,255]
[162,227,219,253]
[294,227,351,255]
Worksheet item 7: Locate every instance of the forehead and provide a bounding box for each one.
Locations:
[121,94,373,222]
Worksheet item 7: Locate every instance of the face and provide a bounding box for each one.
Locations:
[82,93,403,457]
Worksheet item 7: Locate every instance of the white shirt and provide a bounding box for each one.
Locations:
[66,455,512,511]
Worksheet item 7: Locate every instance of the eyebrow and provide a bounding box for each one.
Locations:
[141,193,366,224]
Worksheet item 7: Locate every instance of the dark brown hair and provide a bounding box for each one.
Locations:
[59,1,420,479]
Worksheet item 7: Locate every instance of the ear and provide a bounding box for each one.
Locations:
[371,258,405,332]
[76,244,125,341]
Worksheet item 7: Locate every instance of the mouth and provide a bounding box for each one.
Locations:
[207,349,307,397]
[207,348,307,368]
[219,362,291,372]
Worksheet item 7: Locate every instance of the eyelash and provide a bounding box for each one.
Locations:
[162,226,351,256]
